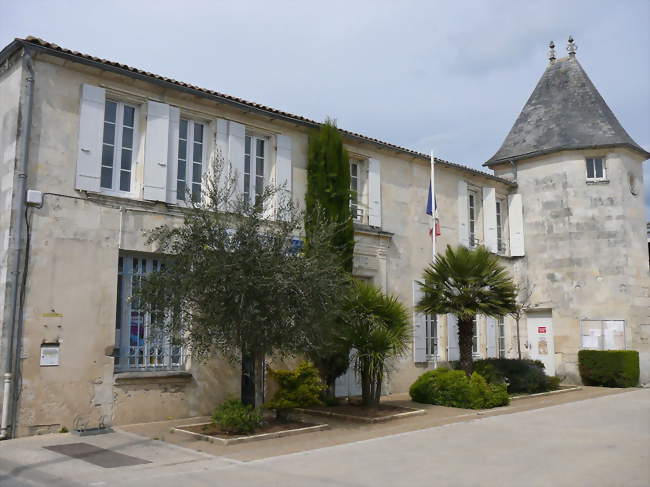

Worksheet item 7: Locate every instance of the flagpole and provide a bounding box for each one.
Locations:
[430,150,436,261]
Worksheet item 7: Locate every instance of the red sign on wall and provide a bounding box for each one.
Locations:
[538,326,547,334]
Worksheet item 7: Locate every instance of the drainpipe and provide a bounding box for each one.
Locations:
[1,49,34,440]
[509,159,517,182]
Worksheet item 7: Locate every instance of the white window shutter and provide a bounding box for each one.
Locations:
[274,134,293,218]
[143,100,170,201]
[228,121,246,196]
[166,106,180,203]
[508,193,525,256]
[76,84,105,192]
[483,187,497,253]
[447,314,460,361]
[412,281,427,363]
[368,158,382,227]
[458,181,469,247]
[486,317,497,358]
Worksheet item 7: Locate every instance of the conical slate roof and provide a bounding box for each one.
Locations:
[485,54,650,166]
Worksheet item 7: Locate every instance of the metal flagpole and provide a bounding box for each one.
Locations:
[430,150,436,261]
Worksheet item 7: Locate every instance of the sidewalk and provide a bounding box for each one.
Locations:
[119,385,628,462]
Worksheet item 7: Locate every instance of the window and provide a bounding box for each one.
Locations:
[425,314,438,359]
[244,135,266,205]
[468,190,478,247]
[350,161,361,221]
[101,100,136,193]
[177,119,204,202]
[114,254,184,371]
[497,317,506,358]
[472,317,479,355]
[496,199,505,253]
[586,157,606,181]
[580,320,625,350]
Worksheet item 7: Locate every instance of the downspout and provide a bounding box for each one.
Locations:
[1,48,34,440]
[509,159,517,182]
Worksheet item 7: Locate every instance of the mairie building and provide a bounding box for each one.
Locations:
[0,36,648,438]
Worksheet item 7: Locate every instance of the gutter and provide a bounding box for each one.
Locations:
[1,48,34,440]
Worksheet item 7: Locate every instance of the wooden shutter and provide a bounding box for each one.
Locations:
[166,106,180,203]
[412,281,427,362]
[508,193,525,256]
[447,314,460,361]
[368,158,382,227]
[143,100,170,201]
[275,134,293,218]
[228,121,246,196]
[486,316,497,358]
[76,84,105,192]
[483,187,497,253]
[457,180,469,247]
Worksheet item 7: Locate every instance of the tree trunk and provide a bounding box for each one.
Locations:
[372,370,383,407]
[241,350,255,406]
[360,364,372,407]
[253,351,265,409]
[458,318,474,376]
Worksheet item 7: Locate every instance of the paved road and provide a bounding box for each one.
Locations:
[1,388,648,487]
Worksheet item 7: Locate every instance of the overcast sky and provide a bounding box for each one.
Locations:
[2,0,649,217]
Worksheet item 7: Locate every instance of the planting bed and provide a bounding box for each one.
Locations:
[297,403,425,423]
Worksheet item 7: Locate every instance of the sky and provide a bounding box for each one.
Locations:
[2,0,649,217]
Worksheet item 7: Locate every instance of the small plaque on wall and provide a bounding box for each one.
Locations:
[40,344,60,366]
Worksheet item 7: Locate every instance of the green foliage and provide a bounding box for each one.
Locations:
[409,368,509,409]
[417,246,517,375]
[547,375,562,391]
[305,120,354,273]
[342,280,411,407]
[578,350,639,388]
[212,398,262,434]
[134,154,348,404]
[265,362,325,413]
[471,359,558,393]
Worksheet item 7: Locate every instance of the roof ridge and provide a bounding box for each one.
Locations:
[11,36,514,185]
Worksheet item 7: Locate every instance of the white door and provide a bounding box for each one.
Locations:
[335,349,362,398]
[526,311,555,376]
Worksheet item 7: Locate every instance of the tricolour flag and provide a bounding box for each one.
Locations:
[426,181,441,237]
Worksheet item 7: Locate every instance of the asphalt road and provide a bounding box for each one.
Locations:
[1,388,648,487]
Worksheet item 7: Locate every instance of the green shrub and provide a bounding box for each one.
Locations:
[212,398,262,434]
[547,375,562,391]
[265,362,324,418]
[578,350,639,388]
[409,368,509,409]
[470,359,556,393]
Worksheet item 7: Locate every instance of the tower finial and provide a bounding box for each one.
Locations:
[548,41,556,64]
[567,36,577,56]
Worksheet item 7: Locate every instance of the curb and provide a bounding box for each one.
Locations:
[172,422,329,446]
[510,386,582,401]
[295,407,425,424]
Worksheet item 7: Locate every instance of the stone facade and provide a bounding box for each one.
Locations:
[0,38,647,437]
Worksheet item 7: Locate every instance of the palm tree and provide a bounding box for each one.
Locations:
[417,245,517,376]
[342,280,410,408]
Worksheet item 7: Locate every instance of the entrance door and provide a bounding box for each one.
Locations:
[526,311,555,376]
[335,350,362,398]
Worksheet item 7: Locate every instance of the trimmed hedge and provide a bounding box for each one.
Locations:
[471,359,560,394]
[409,368,509,409]
[578,350,639,388]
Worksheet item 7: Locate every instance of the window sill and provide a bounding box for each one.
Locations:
[586,179,609,185]
[114,370,192,385]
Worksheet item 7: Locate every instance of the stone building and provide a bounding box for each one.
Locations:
[0,36,647,438]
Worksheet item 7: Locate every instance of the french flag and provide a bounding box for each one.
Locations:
[426,181,441,237]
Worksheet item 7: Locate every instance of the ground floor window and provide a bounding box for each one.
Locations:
[580,320,625,350]
[497,317,506,358]
[114,254,184,371]
[425,314,437,360]
[472,317,479,355]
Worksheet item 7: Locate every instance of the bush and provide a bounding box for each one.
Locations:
[471,359,557,393]
[409,368,509,409]
[212,398,262,434]
[578,350,639,388]
[265,362,324,418]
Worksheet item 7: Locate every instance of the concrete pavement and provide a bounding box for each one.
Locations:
[1,388,648,486]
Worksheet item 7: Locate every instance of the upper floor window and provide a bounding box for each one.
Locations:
[101,100,136,193]
[177,119,204,203]
[468,190,478,247]
[244,135,266,205]
[586,157,606,181]
[496,199,505,253]
[350,161,361,221]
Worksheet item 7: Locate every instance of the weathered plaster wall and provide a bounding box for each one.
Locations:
[500,150,650,383]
